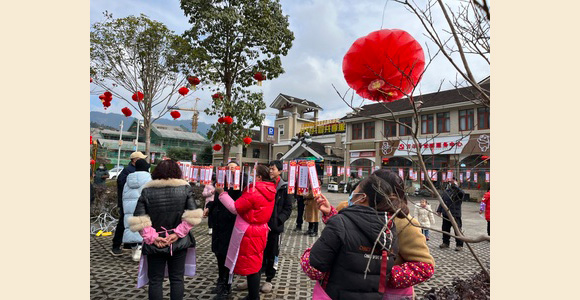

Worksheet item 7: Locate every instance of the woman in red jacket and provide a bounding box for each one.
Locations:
[215,165,276,300]
[480,190,490,236]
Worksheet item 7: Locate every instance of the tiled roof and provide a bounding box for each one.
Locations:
[279,94,323,110]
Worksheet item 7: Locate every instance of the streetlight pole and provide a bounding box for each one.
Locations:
[116,120,124,173]
[134,119,140,151]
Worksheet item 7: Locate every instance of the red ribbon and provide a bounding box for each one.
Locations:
[379,250,388,293]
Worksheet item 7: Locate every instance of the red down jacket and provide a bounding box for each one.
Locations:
[234,181,276,275]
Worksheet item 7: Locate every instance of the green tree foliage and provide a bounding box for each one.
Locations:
[166,147,194,161]
[90,13,198,160]
[199,144,213,164]
[180,0,294,163]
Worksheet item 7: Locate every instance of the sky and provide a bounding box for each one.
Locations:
[90,0,489,128]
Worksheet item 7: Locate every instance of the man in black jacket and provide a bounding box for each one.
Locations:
[259,160,293,293]
[110,151,147,256]
[436,177,465,251]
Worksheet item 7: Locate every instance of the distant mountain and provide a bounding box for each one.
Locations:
[90,111,212,137]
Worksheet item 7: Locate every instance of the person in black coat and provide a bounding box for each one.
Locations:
[436,177,465,250]
[208,161,247,300]
[111,151,147,255]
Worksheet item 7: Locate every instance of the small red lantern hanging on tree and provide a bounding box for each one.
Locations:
[218,117,225,124]
[342,29,425,102]
[223,116,233,125]
[481,155,489,160]
[187,76,201,90]
[178,87,189,96]
[213,144,222,151]
[99,94,105,102]
[253,72,265,86]
[212,93,223,100]
[90,136,92,145]
[102,100,111,110]
[132,91,144,101]
[90,159,96,165]
[121,107,132,117]
[243,137,252,145]
[104,91,113,101]
[90,77,93,83]
[170,110,181,119]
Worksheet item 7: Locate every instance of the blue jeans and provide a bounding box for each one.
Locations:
[421,229,430,239]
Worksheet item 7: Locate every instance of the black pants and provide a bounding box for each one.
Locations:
[441,217,463,247]
[147,249,187,300]
[487,220,490,236]
[246,272,261,300]
[262,231,280,282]
[215,253,230,285]
[296,197,305,228]
[112,206,137,249]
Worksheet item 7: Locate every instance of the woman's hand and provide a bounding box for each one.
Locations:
[215,187,224,195]
[316,193,331,216]
[166,233,179,245]
[203,208,209,218]
[154,236,168,248]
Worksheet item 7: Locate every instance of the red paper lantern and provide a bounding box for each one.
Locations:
[243,137,252,144]
[103,100,111,109]
[132,91,144,101]
[342,29,425,102]
[90,159,96,165]
[253,72,265,86]
[121,107,132,117]
[99,94,105,101]
[212,93,223,100]
[90,77,93,83]
[223,116,233,125]
[178,87,189,96]
[170,110,181,119]
[90,136,92,145]
[187,76,201,86]
[218,117,224,124]
[104,91,113,101]
[213,144,222,151]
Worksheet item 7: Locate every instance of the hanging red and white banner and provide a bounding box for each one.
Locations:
[421,172,425,181]
[346,167,351,177]
[151,152,156,162]
[192,166,198,182]
[326,165,332,177]
[413,171,418,181]
[297,161,310,196]
[357,168,363,178]
[234,166,241,190]
[288,161,297,194]
[466,170,471,181]
[474,172,478,182]
[485,172,490,183]
[409,168,414,180]
[460,173,464,182]
[283,162,288,172]
[207,166,214,185]
[429,170,437,181]
[226,168,232,189]
[217,167,226,188]
[442,173,447,182]
[447,170,453,182]
[252,161,258,192]
[192,153,197,162]
[308,161,321,197]
[398,168,404,180]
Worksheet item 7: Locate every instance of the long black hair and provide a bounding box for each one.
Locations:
[358,174,409,218]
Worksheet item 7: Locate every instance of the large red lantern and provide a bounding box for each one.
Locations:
[132,91,144,101]
[213,144,222,151]
[218,117,225,124]
[223,116,233,125]
[212,93,223,100]
[103,100,111,109]
[187,76,201,90]
[170,110,181,119]
[178,87,189,96]
[104,91,113,101]
[121,107,132,117]
[253,72,265,86]
[243,137,252,144]
[342,29,425,102]
[99,94,105,101]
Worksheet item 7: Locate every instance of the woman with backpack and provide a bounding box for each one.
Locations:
[215,165,276,300]
[128,159,203,300]
[301,173,434,299]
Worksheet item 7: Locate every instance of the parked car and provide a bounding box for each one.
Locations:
[327,180,339,193]
[108,166,124,180]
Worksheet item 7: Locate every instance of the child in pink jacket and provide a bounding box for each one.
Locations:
[202,175,216,235]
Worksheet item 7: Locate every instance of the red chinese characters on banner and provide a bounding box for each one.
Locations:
[485,172,490,183]
[397,141,463,151]
[308,161,321,197]
[287,161,297,194]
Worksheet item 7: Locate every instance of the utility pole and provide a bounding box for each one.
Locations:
[134,119,140,151]
[116,120,124,172]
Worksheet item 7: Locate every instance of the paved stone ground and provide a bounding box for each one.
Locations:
[90,190,489,299]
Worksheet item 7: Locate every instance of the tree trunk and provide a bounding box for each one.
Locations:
[222,77,233,166]
[145,124,151,162]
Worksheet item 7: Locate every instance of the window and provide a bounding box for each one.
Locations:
[459,109,475,131]
[477,107,490,129]
[352,123,363,140]
[399,117,412,136]
[278,124,284,136]
[384,120,397,137]
[421,114,434,134]
[437,112,450,133]
[242,147,247,157]
[252,149,261,159]
[364,121,375,139]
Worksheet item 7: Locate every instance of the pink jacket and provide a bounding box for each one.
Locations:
[202,184,215,207]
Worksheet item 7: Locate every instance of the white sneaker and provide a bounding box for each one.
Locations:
[132,245,142,262]
[260,282,273,293]
[208,228,213,235]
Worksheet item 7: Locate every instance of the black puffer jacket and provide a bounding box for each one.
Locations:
[267,178,294,234]
[130,178,202,256]
[436,185,465,218]
[208,177,247,256]
[310,205,393,300]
